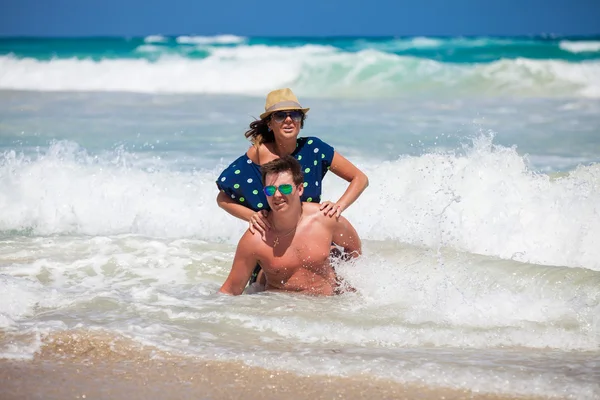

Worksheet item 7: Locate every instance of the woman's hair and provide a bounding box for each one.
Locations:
[244,118,273,145]
[260,155,304,187]
[244,113,306,146]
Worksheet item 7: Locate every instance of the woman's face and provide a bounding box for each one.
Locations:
[267,110,304,141]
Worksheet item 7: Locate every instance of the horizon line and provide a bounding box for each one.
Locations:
[1,32,600,40]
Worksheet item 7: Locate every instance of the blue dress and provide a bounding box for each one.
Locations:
[216,137,335,212]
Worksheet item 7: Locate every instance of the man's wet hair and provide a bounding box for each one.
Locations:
[260,155,304,186]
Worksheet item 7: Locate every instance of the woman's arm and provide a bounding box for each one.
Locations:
[216,191,271,236]
[322,151,369,217]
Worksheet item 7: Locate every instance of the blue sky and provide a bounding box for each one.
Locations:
[1,0,599,37]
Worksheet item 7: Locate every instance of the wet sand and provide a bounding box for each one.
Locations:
[1,357,544,400]
[0,330,542,400]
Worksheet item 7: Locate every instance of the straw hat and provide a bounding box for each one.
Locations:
[259,88,310,120]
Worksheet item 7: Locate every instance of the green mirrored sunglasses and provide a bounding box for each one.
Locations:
[263,184,294,196]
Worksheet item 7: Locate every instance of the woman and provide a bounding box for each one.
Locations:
[216,88,368,282]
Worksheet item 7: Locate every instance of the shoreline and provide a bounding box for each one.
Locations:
[0,330,550,400]
[0,357,544,400]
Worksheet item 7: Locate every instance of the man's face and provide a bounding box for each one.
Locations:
[263,171,303,212]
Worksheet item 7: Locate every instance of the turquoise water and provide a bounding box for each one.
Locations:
[2,35,600,62]
[1,35,600,97]
[1,35,599,399]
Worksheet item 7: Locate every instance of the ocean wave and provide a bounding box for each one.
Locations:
[143,35,168,44]
[351,36,525,53]
[0,45,598,98]
[175,34,247,45]
[4,35,600,64]
[0,137,598,270]
[559,40,600,53]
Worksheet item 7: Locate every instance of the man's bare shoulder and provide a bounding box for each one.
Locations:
[238,228,265,251]
[301,202,322,215]
[301,202,342,228]
[301,202,328,224]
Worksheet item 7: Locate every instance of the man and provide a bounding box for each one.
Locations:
[219,155,362,296]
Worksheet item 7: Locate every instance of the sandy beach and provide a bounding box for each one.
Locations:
[0,330,541,400]
[1,358,543,400]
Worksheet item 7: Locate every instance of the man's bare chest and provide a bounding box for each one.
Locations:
[259,231,332,280]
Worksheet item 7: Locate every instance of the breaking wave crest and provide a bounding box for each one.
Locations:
[1,45,599,98]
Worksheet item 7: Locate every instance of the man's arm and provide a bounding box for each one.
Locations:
[331,216,362,258]
[219,231,259,295]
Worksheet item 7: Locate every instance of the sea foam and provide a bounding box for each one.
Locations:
[1,45,599,97]
[1,136,598,270]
